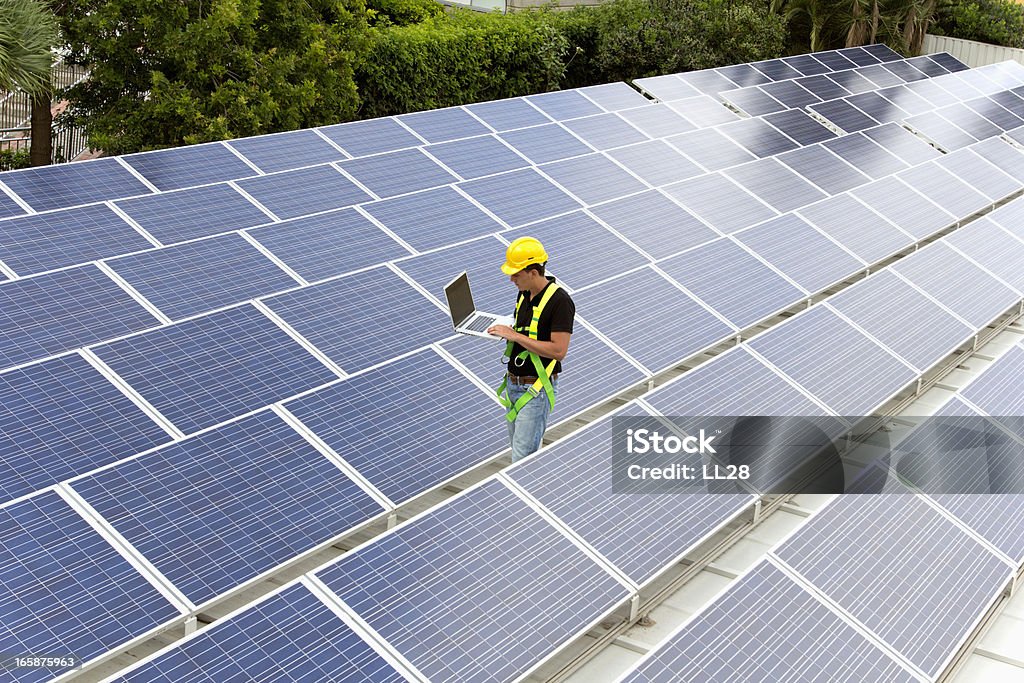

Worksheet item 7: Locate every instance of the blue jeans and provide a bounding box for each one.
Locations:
[506,377,557,462]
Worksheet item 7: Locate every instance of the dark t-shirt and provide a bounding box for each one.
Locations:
[506,277,575,376]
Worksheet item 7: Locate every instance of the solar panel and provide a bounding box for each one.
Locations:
[891,242,1019,328]
[657,238,806,329]
[935,148,1021,202]
[0,187,24,219]
[840,47,883,67]
[458,168,581,228]
[961,345,1024,437]
[605,140,705,187]
[115,183,272,244]
[845,91,910,123]
[317,118,422,157]
[750,59,803,81]
[863,44,904,62]
[850,176,955,240]
[662,174,777,234]
[665,128,756,171]
[361,186,502,252]
[797,193,914,264]
[226,130,346,174]
[560,113,649,151]
[904,111,978,151]
[507,410,753,584]
[93,304,337,434]
[0,353,170,505]
[734,213,864,293]
[773,494,1012,678]
[988,195,1024,238]
[247,208,409,283]
[874,84,934,115]
[122,144,256,192]
[782,53,833,76]
[264,266,451,373]
[931,494,1024,564]
[0,158,153,212]
[808,99,880,133]
[503,211,649,289]
[616,104,696,139]
[338,148,457,199]
[539,154,647,205]
[896,162,991,218]
[851,64,906,89]
[811,51,859,71]
[397,106,491,143]
[747,305,917,416]
[822,133,908,179]
[316,478,629,683]
[236,165,372,220]
[963,97,1024,131]
[111,583,409,683]
[678,69,739,94]
[722,157,828,213]
[632,74,701,102]
[422,135,527,180]
[465,98,551,132]
[0,203,152,276]
[717,118,799,158]
[988,90,1024,119]
[106,233,297,321]
[0,490,182,679]
[929,52,970,72]
[826,270,975,371]
[824,69,878,95]
[761,111,834,148]
[286,348,507,504]
[946,218,1024,293]
[761,79,822,108]
[499,123,594,164]
[574,266,734,372]
[527,89,604,120]
[0,265,159,371]
[620,560,920,683]
[906,78,961,108]
[968,136,1024,183]
[1008,124,1024,146]
[589,190,718,260]
[72,410,384,606]
[716,63,773,88]
[718,87,786,117]
[665,95,740,127]
[860,122,941,165]
[391,235,510,314]
[795,74,852,101]
[939,103,1004,141]
[776,144,871,195]
[578,82,651,111]
[878,60,929,83]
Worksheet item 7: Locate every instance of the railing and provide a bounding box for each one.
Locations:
[0,57,90,164]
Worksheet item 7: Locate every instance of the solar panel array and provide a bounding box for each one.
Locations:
[2,42,1024,681]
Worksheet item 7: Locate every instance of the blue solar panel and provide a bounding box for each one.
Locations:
[760,80,821,109]
[719,87,787,116]
[935,148,1021,202]
[579,82,651,111]
[665,128,756,172]
[824,69,877,94]
[906,78,961,108]
[107,233,297,321]
[658,238,806,329]
[989,195,1024,236]
[93,304,337,434]
[0,353,170,504]
[605,140,704,187]
[362,186,503,252]
[226,130,346,174]
[72,410,383,606]
[617,104,696,139]
[236,165,372,220]
[539,154,647,205]
[717,63,773,88]
[286,348,506,504]
[247,208,409,283]
[115,183,271,245]
[928,51,970,72]
[809,99,880,133]
[794,74,851,101]
[931,494,1024,564]
[574,267,734,372]
[663,174,777,234]
[316,478,629,683]
[503,211,649,290]
[797,193,914,264]
[827,270,975,371]
[0,158,153,212]
[969,137,1024,184]
[762,110,837,146]
[863,44,904,62]
[397,106,491,143]
[963,97,1024,131]
[988,91,1024,121]
[947,217,1024,293]
[499,123,594,164]
[905,111,978,151]
[0,490,182,680]
[122,144,256,191]
[560,113,649,150]
[717,118,800,158]
[632,75,701,101]
[620,561,920,683]
[874,85,933,116]
[850,176,956,240]
[776,144,871,195]
[338,148,457,199]
[748,305,917,416]
[0,187,24,219]
[961,345,1024,436]
[527,89,605,120]
[865,62,917,85]
[508,410,753,584]
[264,266,451,373]
[112,583,408,683]
[0,265,159,371]
[751,59,804,81]
[666,95,740,127]
[734,213,864,293]
[392,235,510,314]
[773,494,1011,678]
[423,135,527,180]
[465,98,551,132]
[897,162,991,218]
[823,133,908,179]
[459,168,581,228]
[811,51,859,71]
[589,190,718,260]
[0,203,152,276]
[317,118,422,157]
[723,158,828,213]
[892,242,1020,328]
[861,122,942,165]
[846,91,910,123]
[783,53,833,76]
[678,69,739,94]
[939,103,1004,141]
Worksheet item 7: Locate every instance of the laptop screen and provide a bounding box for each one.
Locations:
[444,272,476,328]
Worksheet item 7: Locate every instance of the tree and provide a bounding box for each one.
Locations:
[0,0,58,166]
[58,0,368,155]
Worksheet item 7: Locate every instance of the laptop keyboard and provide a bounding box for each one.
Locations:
[464,315,494,332]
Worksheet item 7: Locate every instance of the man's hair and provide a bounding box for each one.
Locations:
[524,263,546,276]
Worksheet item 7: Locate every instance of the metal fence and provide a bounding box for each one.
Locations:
[0,58,90,164]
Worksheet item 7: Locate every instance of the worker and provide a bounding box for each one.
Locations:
[488,237,575,462]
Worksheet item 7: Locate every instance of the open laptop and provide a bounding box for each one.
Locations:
[444,272,511,338]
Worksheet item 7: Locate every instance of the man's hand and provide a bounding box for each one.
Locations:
[487,324,518,341]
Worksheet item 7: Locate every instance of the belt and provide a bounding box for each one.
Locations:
[507,373,558,385]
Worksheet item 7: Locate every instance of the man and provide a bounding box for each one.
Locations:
[488,236,575,462]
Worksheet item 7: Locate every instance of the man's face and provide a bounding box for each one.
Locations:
[509,269,531,291]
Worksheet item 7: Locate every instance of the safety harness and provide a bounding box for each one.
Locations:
[496,282,562,422]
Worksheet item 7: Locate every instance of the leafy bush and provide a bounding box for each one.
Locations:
[934,0,1024,48]
[0,147,31,171]
[366,0,445,26]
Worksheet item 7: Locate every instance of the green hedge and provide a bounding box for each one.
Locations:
[934,0,1024,49]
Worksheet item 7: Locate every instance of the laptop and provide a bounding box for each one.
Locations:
[444,272,511,338]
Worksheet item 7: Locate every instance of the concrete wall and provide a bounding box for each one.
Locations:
[923,33,1024,67]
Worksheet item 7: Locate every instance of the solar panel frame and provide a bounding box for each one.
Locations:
[121,144,256,192]
[421,135,529,180]
[225,130,347,174]
[589,190,719,260]
[235,165,372,220]
[850,175,956,240]
[808,99,881,133]
[905,111,979,151]
[664,128,757,171]
[715,118,800,158]
[631,74,702,102]
[559,113,649,151]
[896,161,992,218]
[823,133,908,179]
[860,123,942,166]
[722,157,828,213]
[360,185,504,252]
[337,148,458,199]
[782,53,834,76]
[578,82,652,111]
[662,173,777,235]
[464,98,552,132]
[527,89,604,120]
[538,153,648,205]
[665,95,740,127]
[317,118,423,158]
[776,144,872,195]
[0,158,154,213]
[760,79,823,109]
[796,192,914,264]
[716,63,773,88]
[934,148,1022,202]
[458,168,582,228]
[391,235,510,314]
[499,123,595,165]
[762,109,837,146]
[718,87,787,117]
[605,140,705,187]
[616,104,697,139]
[795,74,852,101]
[945,217,1024,293]
[396,106,492,143]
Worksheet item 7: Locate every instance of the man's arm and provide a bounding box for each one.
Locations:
[486,327,571,361]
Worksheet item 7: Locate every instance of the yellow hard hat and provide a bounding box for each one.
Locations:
[501,236,548,275]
